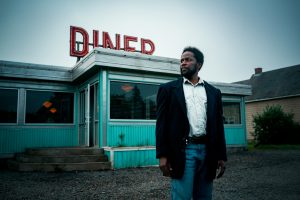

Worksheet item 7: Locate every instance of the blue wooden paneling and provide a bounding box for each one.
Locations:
[0,127,78,154]
[224,126,247,145]
[105,123,247,169]
[107,124,246,147]
[107,124,156,147]
[113,149,158,169]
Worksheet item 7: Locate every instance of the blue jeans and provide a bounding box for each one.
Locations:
[171,144,213,200]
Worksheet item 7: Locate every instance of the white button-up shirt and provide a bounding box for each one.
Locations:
[183,77,207,137]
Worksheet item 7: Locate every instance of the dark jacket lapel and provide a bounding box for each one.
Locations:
[173,78,187,115]
[204,81,216,130]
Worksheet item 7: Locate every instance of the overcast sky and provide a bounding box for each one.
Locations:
[0,0,299,83]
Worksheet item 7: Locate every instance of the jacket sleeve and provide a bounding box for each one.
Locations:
[216,89,227,161]
[155,85,170,158]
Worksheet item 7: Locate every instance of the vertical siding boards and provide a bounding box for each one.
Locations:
[106,123,247,169]
[113,149,158,169]
[107,123,156,147]
[105,123,157,169]
[224,127,247,146]
[107,123,247,147]
[0,127,77,154]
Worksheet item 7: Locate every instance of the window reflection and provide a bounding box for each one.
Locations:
[110,81,159,120]
[0,89,18,123]
[26,90,74,123]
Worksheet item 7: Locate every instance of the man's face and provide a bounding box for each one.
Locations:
[180,51,201,79]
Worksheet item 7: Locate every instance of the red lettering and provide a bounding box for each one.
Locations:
[103,32,115,49]
[115,34,120,50]
[124,35,138,52]
[93,30,99,48]
[69,26,156,58]
[70,26,89,57]
[141,38,155,55]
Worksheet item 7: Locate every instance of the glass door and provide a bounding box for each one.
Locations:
[79,89,87,146]
[78,83,99,147]
[89,83,99,147]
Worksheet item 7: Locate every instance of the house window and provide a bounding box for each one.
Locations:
[222,102,241,124]
[0,88,18,123]
[26,90,74,123]
[110,81,159,120]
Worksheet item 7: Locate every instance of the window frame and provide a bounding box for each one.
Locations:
[108,73,171,123]
[109,80,160,122]
[0,88,19,124]
[222,97,243,127]
[24,89,75,125]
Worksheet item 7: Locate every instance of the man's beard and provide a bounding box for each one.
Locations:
[180,66,198,80]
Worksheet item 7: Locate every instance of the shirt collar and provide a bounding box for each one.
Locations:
[183,77,205,86]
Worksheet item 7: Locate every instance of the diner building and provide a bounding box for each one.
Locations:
[0,48,251,169]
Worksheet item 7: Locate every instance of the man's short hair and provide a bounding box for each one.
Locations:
[182,47,204,64]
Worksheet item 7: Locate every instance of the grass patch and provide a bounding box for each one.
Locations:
[247,142,300,150]
[247,142,255,151]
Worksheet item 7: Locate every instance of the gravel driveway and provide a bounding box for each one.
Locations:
[1,149,299,200]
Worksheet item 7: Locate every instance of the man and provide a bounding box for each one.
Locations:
[156,47,227,199]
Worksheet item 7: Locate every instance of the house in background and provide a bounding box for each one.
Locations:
[235,65,300,141]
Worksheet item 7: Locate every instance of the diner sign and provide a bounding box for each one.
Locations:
[70,26,155,58]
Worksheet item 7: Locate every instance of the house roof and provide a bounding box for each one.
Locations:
[235,64,300,101]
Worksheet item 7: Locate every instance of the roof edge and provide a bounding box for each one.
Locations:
[246,94,300,103]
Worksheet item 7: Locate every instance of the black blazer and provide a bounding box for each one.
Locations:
[155,78,227,180]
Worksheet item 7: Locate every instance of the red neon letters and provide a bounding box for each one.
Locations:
[70,26,155,57]
[70,26,89,57]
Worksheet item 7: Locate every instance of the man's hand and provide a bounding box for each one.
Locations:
[216,160,226,179]
[159,157,172,177]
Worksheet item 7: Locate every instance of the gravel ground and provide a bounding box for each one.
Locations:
[0,149,300,200]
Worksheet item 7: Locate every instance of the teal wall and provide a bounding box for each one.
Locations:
[105,148,158,169]
[104,123,247,169]
[224,126,247,146]
[0,126,78,155]
[107,123,156,147]
[106,124,247,147]
[0,89,79,156]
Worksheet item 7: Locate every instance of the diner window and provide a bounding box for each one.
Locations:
[110,81,159,120]
[26,90,74,123]
[0,89,18,123]
[222,102,241,124]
